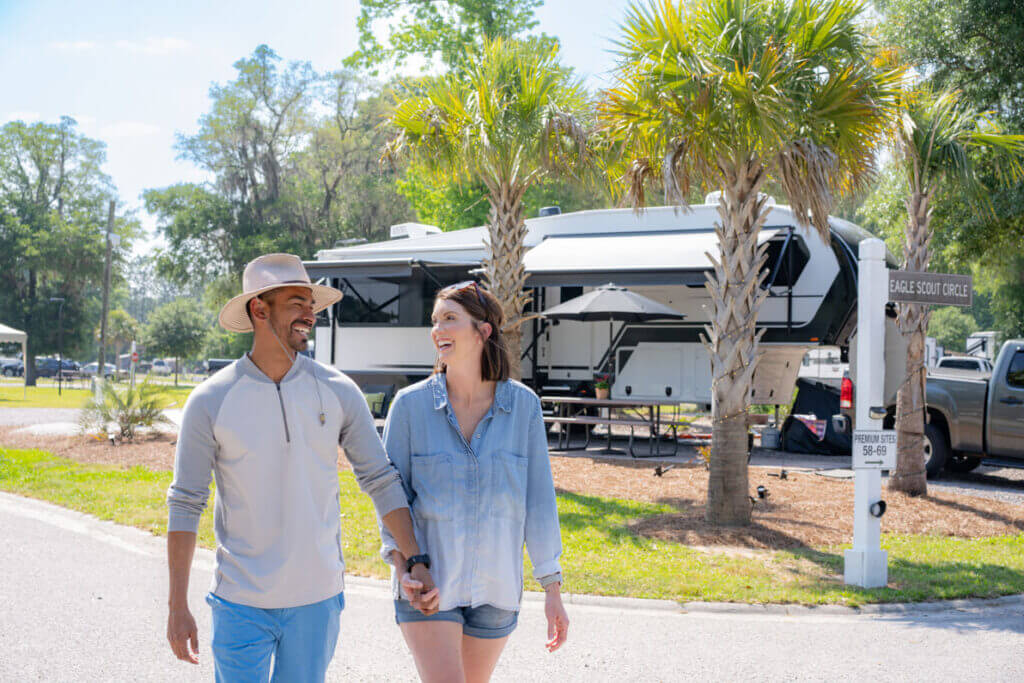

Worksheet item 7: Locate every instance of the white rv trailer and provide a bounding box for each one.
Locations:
[305,203,890,406]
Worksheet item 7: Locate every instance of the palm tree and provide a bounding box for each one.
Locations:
[890,87,1024,496]
[384,37,590,379]
[603,0,899,525]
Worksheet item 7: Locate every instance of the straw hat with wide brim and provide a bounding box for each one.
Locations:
[218,253,343,333]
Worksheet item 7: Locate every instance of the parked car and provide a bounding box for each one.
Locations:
[35,358,79,378]
[838,340,1024,477]
[1,359,24,377]
[936,356,993,373]
[81,362,116,379]
[205,358,234,376]
[150,359,172,376]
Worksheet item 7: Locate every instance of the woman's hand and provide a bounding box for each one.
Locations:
[544,584,569,652]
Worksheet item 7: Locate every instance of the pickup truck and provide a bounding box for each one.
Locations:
[936,356,993,373]
[894,340,1024,476]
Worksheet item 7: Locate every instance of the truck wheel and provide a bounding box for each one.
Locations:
[924,422,950,479]
[946,454,983,473]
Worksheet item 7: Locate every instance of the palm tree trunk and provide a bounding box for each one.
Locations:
[483,182,530,380]
[703,159,771,526]
[891,190,933,496]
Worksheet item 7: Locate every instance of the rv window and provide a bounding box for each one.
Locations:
[560,286,583,303]
[416,270,481,325]
[761,233,809,288]
[336,278,401,324]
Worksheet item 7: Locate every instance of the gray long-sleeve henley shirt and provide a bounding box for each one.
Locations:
[167,353,408,608]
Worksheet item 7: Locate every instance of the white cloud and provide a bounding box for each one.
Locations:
[114,37,191,56]
[49,40,98,51]
[99,121,161,139]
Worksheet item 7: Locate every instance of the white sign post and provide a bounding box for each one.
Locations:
[845,238,889,588]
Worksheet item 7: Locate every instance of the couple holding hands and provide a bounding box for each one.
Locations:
[166,253,568,682]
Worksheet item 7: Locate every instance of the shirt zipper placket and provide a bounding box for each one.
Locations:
[275,382,291,443]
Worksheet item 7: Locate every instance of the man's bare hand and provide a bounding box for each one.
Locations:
[167,606,199,664]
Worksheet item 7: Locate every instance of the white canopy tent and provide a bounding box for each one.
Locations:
[0,322,27,396]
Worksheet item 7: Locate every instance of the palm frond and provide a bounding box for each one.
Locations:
[775,138,838,236]
[896,86,1024,213]
[605,0,898,216]
[79,377,172,441]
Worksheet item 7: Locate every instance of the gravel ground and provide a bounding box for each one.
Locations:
[928,465,1024,505]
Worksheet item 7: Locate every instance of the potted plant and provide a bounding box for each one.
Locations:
[594,375,610,400]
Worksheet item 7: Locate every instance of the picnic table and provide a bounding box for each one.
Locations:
[56,370,89,389]
[541,395,680,458]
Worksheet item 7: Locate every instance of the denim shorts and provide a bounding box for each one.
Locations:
[394,599,518,639]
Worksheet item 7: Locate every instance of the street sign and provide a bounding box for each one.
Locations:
[888,271,972,307]
[131,351,139,363]
[852,430,897,469]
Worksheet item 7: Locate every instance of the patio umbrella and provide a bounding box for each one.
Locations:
[541,284,685,454]
[540,283,685,370]
[540,283,685,323]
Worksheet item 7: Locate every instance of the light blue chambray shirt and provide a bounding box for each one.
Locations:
[379,373,563,612]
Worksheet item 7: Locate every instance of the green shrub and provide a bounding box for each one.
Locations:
[79,378,173,441]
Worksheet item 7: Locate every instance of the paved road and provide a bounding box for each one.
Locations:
[2,493,1023,682]
[0,407,82,426]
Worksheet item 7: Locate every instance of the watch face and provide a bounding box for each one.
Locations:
[407,554,430,571]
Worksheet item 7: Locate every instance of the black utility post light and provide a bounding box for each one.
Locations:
[49,297,65,396]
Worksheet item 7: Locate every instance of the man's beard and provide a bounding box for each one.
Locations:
[272,318,309,353]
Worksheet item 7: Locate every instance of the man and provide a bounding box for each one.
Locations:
[166,253,437,681]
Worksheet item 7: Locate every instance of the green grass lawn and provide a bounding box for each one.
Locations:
[0,383,196,410]
[2,446,1023,605]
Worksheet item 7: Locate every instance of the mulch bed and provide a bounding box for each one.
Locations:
[3,427,1022,550]
[0,426,179,471]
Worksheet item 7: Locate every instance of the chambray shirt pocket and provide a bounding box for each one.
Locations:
[410,452,453,521]
[490,450,528,521]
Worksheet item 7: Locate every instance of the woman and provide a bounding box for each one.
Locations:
[380,280,568,682]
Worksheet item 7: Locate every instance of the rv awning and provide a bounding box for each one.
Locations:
[523,228,785,286]
[303,257,477,280]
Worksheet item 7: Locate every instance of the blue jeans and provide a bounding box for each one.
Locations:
[206,591,344,683]
[393,599,518,639]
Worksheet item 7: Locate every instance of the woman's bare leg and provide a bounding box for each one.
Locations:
[462,634,509,683]
[400,621,465,683]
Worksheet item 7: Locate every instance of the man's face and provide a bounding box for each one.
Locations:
[258,286,315,353]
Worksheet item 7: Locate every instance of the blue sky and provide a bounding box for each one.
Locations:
[0,0,632,254]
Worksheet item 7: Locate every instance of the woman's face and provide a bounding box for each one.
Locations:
[431,298,489,369]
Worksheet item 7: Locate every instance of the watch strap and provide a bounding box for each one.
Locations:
[405,554,431,572]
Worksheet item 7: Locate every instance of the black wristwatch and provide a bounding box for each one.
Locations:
[405,554,431,572]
